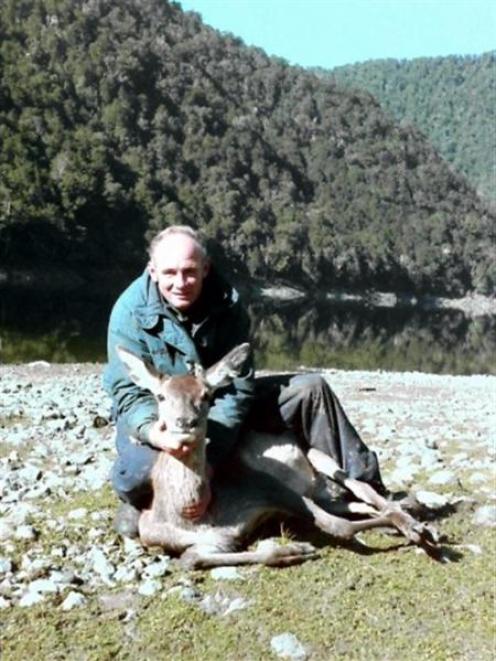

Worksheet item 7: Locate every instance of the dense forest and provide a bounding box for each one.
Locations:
[0,0,494,296]
[324,52,495,203]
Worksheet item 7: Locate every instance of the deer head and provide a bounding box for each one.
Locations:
[116,343,251,451]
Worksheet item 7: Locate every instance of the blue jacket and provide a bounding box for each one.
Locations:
[103,268,255,465]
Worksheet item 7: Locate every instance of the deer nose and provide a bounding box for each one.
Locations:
[176,416,199,430]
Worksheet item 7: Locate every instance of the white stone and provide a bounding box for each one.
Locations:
[142,558,171,579]
[222,597,250,616]
[429,470,456,485]
[0,557,13,574]
[87,547,115,582]
[0,520,13,542]
[68,508,88,520]
[114,566,138,583]
[19,591,45,607]
[14,525,37,541]
[271,633,308,660]
[61,591,86,611]
[138,579,161,596]
[473,505,496,527]
[415,490,449,509]
[210,566,244,581]
[28,578,59,594]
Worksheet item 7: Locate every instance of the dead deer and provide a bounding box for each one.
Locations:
[116,343,439,569]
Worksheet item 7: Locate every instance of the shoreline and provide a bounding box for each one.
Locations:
[1,269,495,317]
[260,286,496,317]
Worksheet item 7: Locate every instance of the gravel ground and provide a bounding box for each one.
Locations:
[0,362,495,615]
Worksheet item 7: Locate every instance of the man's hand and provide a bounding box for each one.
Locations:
[148,420,197,458]
[182,479,212,520]
[148,420,170,451]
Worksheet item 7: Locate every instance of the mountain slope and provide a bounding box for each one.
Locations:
[324,52,495,202]
[0,0,494,296]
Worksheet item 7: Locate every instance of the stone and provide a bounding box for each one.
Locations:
[472,505,496,527]
[87,547,115,583]
[114,566,138,584]
[222,596,250,616]
[0,557,13,574]
[14,525,37,541]
[19,591,45,607]
[61,591,86,611]
[415,490,449,509]
[0,520,13,542]
[28,578,60,594]
[142,558,171,579]
[270,633,308,660]
[429,469,456,485]
[138,579,161,596]
[68,508,88,520]
[210,566,244,581]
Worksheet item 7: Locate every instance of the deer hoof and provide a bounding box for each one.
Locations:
[263,542,318,567]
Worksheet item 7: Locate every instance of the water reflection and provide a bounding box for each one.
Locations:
[0,287,494,375]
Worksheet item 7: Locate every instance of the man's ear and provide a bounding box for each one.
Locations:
[148,260,158,283]
[202,258,211,279]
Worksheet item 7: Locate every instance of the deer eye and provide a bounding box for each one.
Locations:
[157,394,165,402]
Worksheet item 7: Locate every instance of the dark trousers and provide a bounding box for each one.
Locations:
[111,373,385,507]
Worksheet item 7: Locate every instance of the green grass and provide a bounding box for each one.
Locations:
[1,487,495,660]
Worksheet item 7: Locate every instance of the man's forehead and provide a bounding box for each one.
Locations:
[152,234,204,264]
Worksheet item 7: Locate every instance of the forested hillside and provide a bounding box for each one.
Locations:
[0,0,494,296]
[325,52,495,202]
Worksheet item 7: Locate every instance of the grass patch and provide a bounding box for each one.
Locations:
[1,503,495,660]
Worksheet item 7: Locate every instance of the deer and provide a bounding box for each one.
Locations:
[116,343,439,569]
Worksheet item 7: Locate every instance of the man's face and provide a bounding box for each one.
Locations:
[148,235,210,311]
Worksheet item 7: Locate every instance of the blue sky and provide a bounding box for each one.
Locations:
[179,0,495,68]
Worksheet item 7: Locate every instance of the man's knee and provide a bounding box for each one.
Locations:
[111,458,153,507]
[286,374,330,399]
[112,420,157,507]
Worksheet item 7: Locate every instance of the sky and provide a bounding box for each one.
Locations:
[179,0,496,69]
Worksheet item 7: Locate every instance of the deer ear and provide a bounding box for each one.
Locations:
[116,346,166,395]
[204,343,251,390]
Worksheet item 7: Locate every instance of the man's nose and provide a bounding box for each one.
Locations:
[174,272,187,287]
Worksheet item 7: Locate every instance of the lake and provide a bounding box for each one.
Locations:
[1,286,494,375]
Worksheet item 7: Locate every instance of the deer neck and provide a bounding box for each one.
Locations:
[151,442,207,524]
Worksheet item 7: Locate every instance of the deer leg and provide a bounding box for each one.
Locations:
[307,449,439,548]
[139,510,226,552]
[180,541,317,570]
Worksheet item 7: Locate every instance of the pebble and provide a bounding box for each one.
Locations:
[138,579,162,596]
[19,591,45,608]
[61,591,86,611]
[210,566,244,581]
[271,633,308,660]
[142,558,171,579]
[429,470,457,485]
[0,558,13,574]
[472,505,496,527]
[415,490,449,509]
[14,525,37,541]
[68,508,88,520]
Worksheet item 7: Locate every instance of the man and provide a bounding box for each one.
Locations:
[104,225,385,538]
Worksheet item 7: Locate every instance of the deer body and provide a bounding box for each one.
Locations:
[117,343,439,568]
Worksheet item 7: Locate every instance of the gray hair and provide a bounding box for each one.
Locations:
[148,225,208,261]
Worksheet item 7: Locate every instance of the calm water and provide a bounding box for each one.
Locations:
[1,286,495,375]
